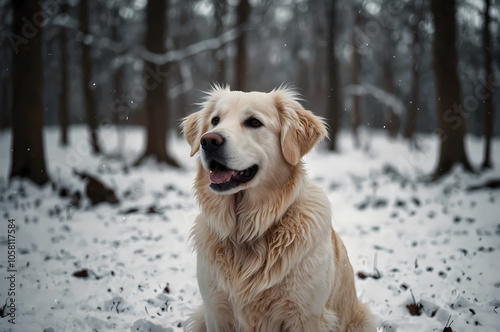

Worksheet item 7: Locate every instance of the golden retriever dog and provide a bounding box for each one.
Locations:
[182,86,377,331]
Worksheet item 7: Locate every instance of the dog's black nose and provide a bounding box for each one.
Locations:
[201,132,225,152]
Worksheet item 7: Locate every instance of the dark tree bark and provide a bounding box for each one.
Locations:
[111,7,124,125]
[291,3,309,95]
[404,2,423,143]
[0,70,11,130]
[171,2,189,134]
[213,0,227,84]
[134,0,179,167]
[351,8,363,148]
[58,2,70,146]
[80,0,101,154]
[481,0,494,169]
[431,0,473,181]
[307,3,324,123]
[382,37,401,138]
[326,0,341,151]
[10,0,49,185]
[234,0,250,91]
[111,6,126,157]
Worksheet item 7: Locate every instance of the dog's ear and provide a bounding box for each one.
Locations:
[181,112,206,157]
[273,89,328,165]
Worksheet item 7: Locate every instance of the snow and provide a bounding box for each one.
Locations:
[0,126,499,332]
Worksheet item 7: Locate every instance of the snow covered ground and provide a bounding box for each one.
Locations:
[0,126,499,332]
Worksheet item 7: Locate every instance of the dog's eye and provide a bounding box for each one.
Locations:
[211,117,220,126]
[245,117,263,128]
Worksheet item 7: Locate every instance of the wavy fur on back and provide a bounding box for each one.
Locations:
[183,88,377,331]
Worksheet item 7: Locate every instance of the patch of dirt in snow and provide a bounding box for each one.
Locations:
[0,127,498,332]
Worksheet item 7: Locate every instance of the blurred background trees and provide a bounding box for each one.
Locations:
[431,0,473,180]
[133,0,180,167]
[481,0,495,169]
[9,0,49,186]
[80,0,102,154]
[1,0,499,185]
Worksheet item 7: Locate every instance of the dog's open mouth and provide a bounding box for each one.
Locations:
[209,160,258,192]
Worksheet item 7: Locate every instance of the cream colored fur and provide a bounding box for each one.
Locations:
[182,86,377,331]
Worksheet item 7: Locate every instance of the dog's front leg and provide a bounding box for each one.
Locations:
[185,298,236,332]
[184,304,207,332]
[194,257,236,332]
[200,286,235,332]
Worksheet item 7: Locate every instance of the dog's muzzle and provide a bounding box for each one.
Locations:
[200,132,258,192]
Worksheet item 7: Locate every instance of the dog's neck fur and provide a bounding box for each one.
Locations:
[194,161,305,243]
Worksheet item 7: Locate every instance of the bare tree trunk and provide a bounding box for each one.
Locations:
[234,0,250,91]
[431,0,473,181]
[481,0,494,169]
[404,2,423,144]
[80,0,101,154]
[382,38,400,138]
[307,3,324,123]
[10,0,49,186]
[58,2,70,146]
[171,2,188,135]
[111,6,125,158]
[351,8,363,148]
[292,4,309,95]
[134,0,179,167]
[326,0,341,151]
[213,0,226,84]
[0,71,11,130]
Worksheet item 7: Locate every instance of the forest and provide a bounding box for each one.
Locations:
[1,0,499,183]
[0,0,500,331]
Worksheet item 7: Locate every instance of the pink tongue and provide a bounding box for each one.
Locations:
[209,168,236,184]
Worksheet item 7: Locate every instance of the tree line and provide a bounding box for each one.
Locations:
[1,0,498,186]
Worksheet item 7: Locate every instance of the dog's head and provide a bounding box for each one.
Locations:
[182,86,327,195]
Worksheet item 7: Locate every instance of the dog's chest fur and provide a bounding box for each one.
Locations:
[192,166,333,309]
